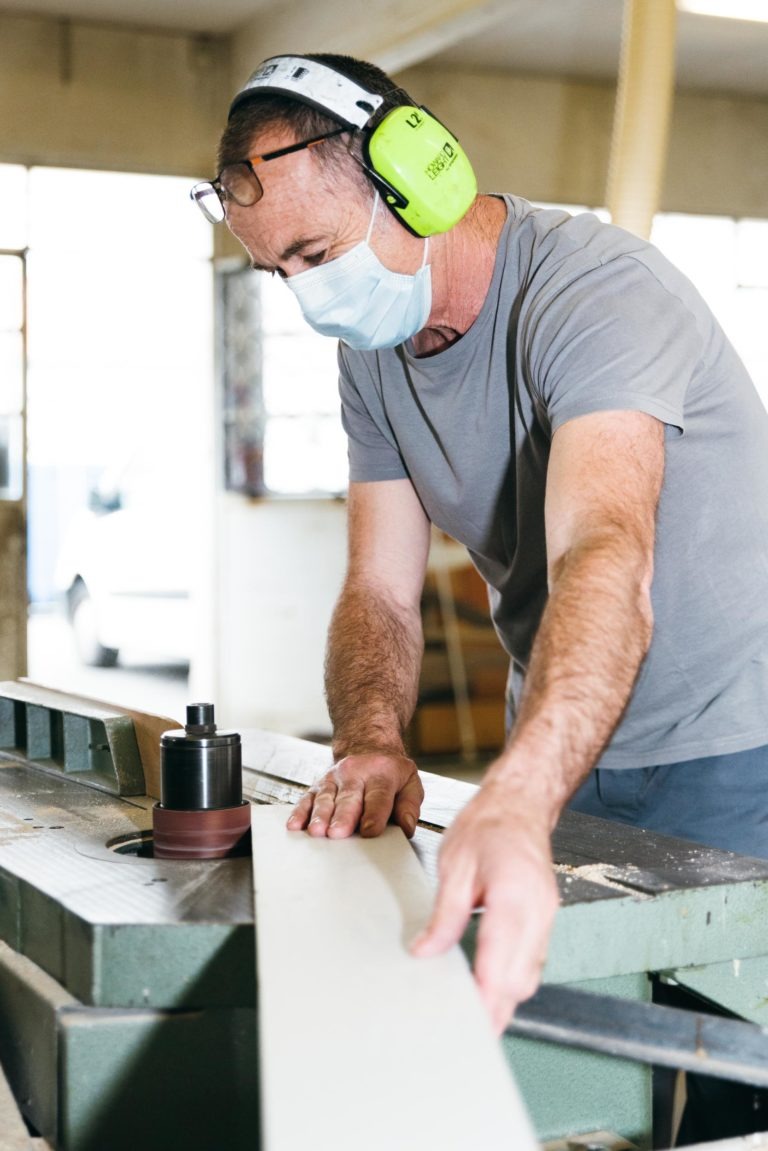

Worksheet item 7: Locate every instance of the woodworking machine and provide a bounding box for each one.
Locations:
[1,681,768,1150]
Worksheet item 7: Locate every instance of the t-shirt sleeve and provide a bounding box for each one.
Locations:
[525,250,705,436]
[337,343,409,482]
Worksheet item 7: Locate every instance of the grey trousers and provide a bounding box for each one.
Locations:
[567,744,768,1146]
[567,743,768,860]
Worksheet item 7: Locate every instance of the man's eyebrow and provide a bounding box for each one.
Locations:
[280,235,327,261]
[249,236,327,274]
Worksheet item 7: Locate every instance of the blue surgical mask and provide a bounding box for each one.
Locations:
[284,192,431,351]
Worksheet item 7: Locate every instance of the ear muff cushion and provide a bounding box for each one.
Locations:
[365,106,477,236]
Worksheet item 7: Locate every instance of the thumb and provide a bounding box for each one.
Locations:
[410,867,475,958]
[393,774,424,838]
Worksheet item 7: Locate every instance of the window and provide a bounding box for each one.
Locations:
[651,212,768,406]
[261,277,347,495]
[219,268,347,498]
[0,164,28,504]
[0,164,215,606]
[538,200,768,409]
[221,201,768,498]
[26,167,213,473]
[0,253,25,501]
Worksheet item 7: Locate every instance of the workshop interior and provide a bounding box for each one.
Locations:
[1,1,768,1149]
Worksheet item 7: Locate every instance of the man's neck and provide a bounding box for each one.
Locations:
[411,194,507,357]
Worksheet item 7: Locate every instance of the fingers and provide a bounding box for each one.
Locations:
[285,756,422,840]
[410,857,476,958]
[473,897,549,1035]
[327,783,365,838]
[358,774,398,837]
[304,779,340,838]
[286,776,347,838]
[414,879,556,1035]
[285,768,397,839]
[286,788,317,832]
[408,787,560,1037]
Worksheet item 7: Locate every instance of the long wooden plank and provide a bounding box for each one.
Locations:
[240,729,768,904]
[251,803,538,1151]
[677,1138,768,1151]
[0,1054,32,1151]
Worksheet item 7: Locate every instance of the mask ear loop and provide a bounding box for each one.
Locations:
[365,189,381,244]
[367,187,430,267]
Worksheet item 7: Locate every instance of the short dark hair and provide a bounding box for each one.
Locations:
[217,52,414,192]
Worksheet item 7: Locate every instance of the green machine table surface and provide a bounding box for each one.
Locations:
[0,708,767,1149]
[244,729,768,1147]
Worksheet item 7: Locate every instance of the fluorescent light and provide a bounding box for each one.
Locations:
[678,0,768,22]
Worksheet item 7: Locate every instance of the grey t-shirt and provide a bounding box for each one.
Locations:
[337,195,768,769]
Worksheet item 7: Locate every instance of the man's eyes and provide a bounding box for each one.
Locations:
[248,247,329,276]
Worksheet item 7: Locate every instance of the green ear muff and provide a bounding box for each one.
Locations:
[364,105,477,237]
[229,57,477,236]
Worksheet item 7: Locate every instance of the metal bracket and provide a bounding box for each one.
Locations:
[0,681,144,796]
[508,984,768,1087]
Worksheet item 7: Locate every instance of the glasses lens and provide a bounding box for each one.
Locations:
[220,163,263,209]
[190,182,225,224]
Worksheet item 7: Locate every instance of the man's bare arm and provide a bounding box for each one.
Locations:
[326,480,428,759]
[500,407,662,809]
[287,478,431,838]
[413,410,665,1031]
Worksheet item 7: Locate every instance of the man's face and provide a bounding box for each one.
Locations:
[224,126,425,280]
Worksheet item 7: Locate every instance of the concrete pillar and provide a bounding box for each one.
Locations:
[606,0,678,238]
[0,504,27,680]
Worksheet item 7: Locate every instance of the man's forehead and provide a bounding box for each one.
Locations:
[228,189,356,271]
[224,128,369,265]
[245,121,299,154]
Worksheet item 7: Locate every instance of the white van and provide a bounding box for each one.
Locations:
[55,449,193,667]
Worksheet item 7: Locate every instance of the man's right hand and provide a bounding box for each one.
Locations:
[410,776,560,1033]
[286,753,424,839]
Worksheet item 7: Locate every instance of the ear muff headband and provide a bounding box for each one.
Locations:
[229,55,477,237]
[229,56,383,127]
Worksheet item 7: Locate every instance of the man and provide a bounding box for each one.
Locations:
[191,54,768,1044]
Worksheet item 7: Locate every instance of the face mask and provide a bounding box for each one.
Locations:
[283,192,431,351]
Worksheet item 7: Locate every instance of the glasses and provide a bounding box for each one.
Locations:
[190,128,348,224]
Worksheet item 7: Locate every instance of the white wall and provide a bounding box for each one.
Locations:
[397,66,768,219]
[211,496,347,734]
[1,12,766,218]
[0,13,229,176]
[3,12,768,733]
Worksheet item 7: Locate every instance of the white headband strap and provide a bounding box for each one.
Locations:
[230,56,384,129]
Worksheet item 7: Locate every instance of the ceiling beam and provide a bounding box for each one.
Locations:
[232,0,518,84]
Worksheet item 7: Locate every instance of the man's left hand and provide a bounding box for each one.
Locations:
[287,752,424,839]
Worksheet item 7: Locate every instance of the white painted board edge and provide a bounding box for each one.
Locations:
[0,1055,32,1150]
[252,803,539,1151]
